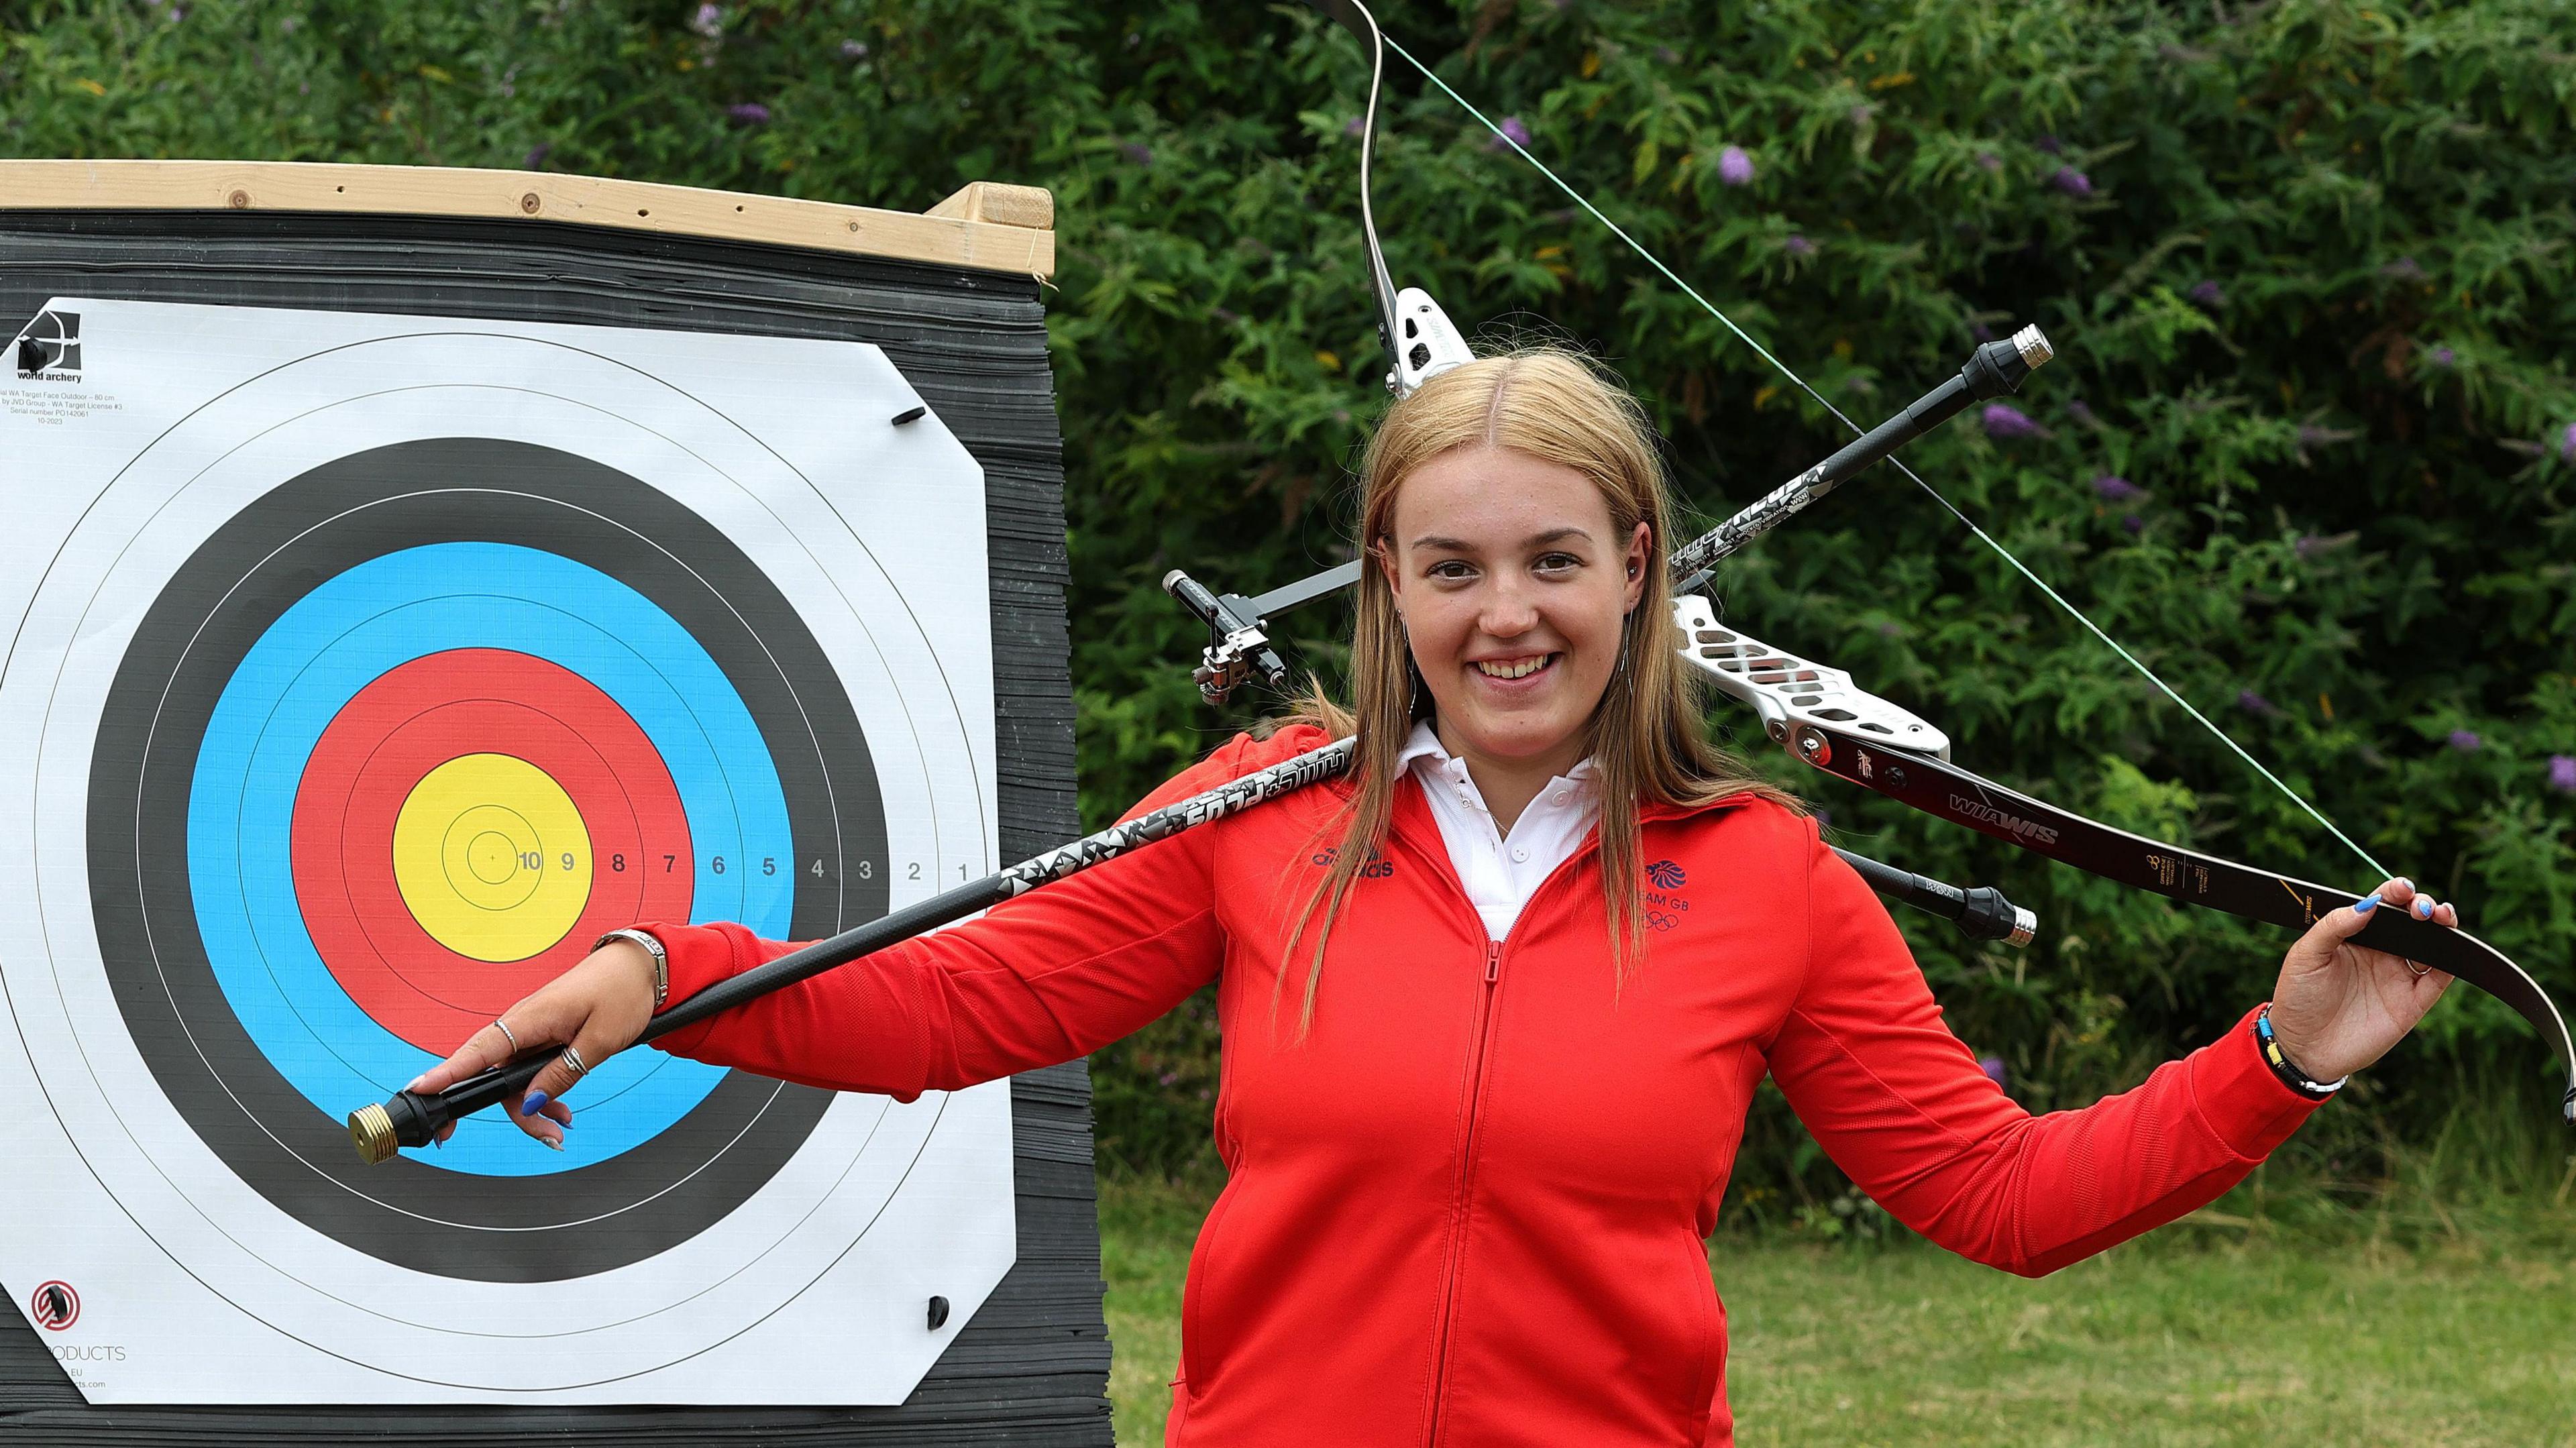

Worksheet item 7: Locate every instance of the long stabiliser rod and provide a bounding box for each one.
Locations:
[347,331,2051,1164]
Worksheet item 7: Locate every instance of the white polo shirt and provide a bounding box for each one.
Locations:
[1395,719,1602,942]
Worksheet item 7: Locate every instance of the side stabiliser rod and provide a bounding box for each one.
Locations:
[349,333,2051,1164]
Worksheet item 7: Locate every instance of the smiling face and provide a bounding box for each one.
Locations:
[1377,445,1651,786]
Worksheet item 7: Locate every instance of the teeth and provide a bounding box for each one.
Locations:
[1474,655,1552,680]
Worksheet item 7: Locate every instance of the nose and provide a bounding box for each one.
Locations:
[1476,573,1540,641]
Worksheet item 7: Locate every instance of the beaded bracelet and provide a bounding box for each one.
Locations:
[2253,1004,2346,1101]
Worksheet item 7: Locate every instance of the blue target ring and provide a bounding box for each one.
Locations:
[188,541,795,1176]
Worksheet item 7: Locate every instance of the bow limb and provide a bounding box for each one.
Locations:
[1302,0,1472,397]
[1673,602,2576,1121]
[1788,716,2576,1124]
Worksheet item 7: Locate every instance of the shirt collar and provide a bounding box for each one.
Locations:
[1395,718,1600,793]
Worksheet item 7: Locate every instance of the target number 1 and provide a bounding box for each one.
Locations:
[517,851,580,873]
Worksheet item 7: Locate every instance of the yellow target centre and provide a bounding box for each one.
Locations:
[393,753,593,962]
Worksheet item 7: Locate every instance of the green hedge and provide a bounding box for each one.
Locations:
[12,0,2572,1202]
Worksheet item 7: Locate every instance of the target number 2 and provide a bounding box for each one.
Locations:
[514,851,580,873]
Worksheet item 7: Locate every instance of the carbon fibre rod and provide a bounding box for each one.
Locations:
[1170,329,2053,704]
[1831,848,2035,947]
[347,341,2029,1164]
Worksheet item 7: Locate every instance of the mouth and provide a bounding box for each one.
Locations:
[1469,652,1560,685]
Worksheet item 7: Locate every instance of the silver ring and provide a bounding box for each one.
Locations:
[492,1018,520,1053]
[2408,960,2432,979]
[557,1046,589,1081]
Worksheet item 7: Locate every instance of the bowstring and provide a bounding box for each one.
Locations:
[1379,34,2392,883]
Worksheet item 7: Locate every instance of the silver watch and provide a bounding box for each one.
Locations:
[595,928,669,1010]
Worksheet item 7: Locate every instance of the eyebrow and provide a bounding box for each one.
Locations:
[1409,526,1595,553]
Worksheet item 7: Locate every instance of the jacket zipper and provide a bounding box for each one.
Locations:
[1421,937,1503,1448]
[1415,838,1598,1448]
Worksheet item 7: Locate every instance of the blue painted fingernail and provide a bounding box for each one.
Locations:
[2415,898,2434,918]
[558,1116,576,1130]
[520,1091,550,1116]
[2353,895,2379,913]
[432,1133,443,1150]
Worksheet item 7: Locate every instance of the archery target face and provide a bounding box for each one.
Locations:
[0,298,1015,1402]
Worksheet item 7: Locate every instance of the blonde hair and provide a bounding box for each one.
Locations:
[1274,347,1798,1036]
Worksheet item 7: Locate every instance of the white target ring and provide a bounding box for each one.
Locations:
[0,300,1015,1402]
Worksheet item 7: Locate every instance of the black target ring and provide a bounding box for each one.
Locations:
[87,438,891,1282]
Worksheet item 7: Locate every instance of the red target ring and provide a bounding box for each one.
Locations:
[290,649,691,1052]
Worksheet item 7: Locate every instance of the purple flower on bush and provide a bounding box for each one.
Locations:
[2239,689,2282,718]
[726,102,771,125]
[2066,398,2101,427]
[2188,280,2226,309]
[1119,141,1154,166]
[2449,730,2483,753]
[2092,474,2143,502]
[2036,133,2062,155]
[690,3,722,38]
[841,39,869,59]
[2559,422,2576,461]
[2430,346,2455,368]
[1976,151,2002,172]
[2122,514,2145,535]
[2379,256,2426,282]
[1784,233,1817,258]
[1717,145,1754,186]
[1983,403,2044,439]
[1978,1056,2009,1090]
[2551,755,2576,793]
[1970,322,1994,343]
[1487,115,1533,152]
[1344,114,1366,137]
[523,142,553,170]
[2048,166,2092,197]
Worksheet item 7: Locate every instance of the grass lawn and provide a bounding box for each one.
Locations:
[1099,1179,2576,1447]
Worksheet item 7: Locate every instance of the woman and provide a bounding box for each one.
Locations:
[416,349,2458,1447]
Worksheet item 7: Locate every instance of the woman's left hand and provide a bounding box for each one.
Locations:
[2267,877,2457,1083]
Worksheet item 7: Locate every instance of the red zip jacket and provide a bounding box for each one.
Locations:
[646,723,2324,1446]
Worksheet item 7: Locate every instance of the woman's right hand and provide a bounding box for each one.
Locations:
[405,938,661,1148]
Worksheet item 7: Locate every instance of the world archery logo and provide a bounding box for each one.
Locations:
[11,309,80,380]
[30,1280,79,1332]
[1645,859,1687,890]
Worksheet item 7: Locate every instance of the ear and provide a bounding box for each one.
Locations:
[1372,539,1404,613]
[1620,520,1652,613]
